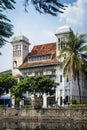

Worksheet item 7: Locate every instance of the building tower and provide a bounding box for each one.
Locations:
[55,25,72,57]
[11,35,30,76]
[55,26,72,106]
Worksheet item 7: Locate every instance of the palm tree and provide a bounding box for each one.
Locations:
[59,31,87,103]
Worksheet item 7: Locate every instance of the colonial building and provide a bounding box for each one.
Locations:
[10,25,87,106]
[0,26,87,107]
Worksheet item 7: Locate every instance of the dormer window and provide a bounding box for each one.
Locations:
[29,54,52,62]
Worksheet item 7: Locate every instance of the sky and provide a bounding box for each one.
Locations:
[0,0,87,72]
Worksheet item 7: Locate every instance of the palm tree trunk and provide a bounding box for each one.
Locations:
[77,72,81,104]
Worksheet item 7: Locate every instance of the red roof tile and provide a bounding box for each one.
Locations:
[29,42,56,57]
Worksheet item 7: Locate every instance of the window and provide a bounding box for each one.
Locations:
[13,61,17,68]
[65,89,69,95]
[58,38,60,43]
[18,50,21,56]
[47,55,51,59]
[66,76,69,82]
[13,45,21,56]
[23,45,28,50]
[13,50,21,56]
[46,70,52,75]
[13,45,21,51]
[61,42,65,49]
[23,73,27,77]
[61,37,65,42]
[60,89,62,96]
[60,75,62,82]
[38,71,43,75]
[58,37,66,50]
[58,44,61,50]
[29,55,52,62]
[52,69,56,75]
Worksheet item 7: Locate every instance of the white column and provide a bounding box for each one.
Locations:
[20,99,24,108]
[42,93,47,108]
[26,91,29,98]
[31,94,35,108]
[11,96,15,108]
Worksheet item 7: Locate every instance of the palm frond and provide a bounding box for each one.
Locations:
[59,30,87,81]
[79,44,87,52]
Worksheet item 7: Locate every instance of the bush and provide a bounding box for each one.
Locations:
[0,105,4,108]
[70,99,77,104]
[69,104,87,108]
[24,104,32,108]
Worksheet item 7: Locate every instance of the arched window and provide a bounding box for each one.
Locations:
[13,61,17,68]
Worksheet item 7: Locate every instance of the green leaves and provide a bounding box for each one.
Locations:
[12,75,58,99]
[0,73,17,96]
[59,31,87,103]
[24,0,66,16]
[0,0,15,52]
[0,0,15,10]
[59,31,87,79]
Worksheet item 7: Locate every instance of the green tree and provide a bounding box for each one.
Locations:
[34,76,57,94]
[24,0,66,16]
[0,0,15,53]
[59,31,87,103]
[0,73,17,96]
[12,75,58,99]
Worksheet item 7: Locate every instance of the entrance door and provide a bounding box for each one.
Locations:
[60,96,62,105]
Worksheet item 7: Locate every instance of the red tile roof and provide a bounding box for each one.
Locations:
[19,42,58,69]
[29,42,56,57]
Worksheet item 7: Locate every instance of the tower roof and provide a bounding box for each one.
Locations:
[11,35,30,44]
[55,25,72,35]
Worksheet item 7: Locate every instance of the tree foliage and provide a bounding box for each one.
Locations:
[0,0,15,52]
[0,73,17,96]
[59,31,87,103]
[0,0,66,52]
[12,76,58,99]
[24,0,66,16]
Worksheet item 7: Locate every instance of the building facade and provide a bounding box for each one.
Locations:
[10,25,87,106]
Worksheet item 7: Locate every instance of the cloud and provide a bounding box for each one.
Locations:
[59,0,87,34]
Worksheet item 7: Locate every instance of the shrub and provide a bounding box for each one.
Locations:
[70,99,77,104]
[24,104,32,108]
[0,105,4,108]
[69,104,87,108]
